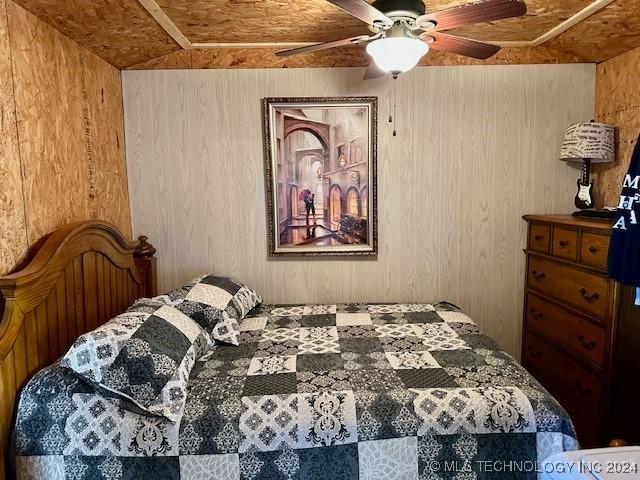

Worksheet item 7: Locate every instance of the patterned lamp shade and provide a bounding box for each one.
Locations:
[560,122,615,163]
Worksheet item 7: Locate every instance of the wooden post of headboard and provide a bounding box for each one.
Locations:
[0,221,157,480]
[134,235,157,297]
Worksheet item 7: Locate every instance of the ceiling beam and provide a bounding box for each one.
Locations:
[138,0,193,49]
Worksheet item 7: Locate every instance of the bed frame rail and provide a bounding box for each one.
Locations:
[0,221,156,479]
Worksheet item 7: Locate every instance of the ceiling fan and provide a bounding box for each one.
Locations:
[276,0,527,78]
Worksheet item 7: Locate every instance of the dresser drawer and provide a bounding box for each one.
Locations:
[527,257,609,319]
[529,223,550,254]
[580,232,610,270]
[552,227,578,261]
[525,294,607,367]
[524,331,603,413]
[552,389,600,448]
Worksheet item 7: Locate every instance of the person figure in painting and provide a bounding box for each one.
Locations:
[303,189,316,226]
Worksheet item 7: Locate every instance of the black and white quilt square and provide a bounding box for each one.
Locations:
[261,328,300,343]
[384,351,441,370]
[296,353,343,372]
[367,304,405,314]
[436,311,475,324]
[358,436,419,479]
[240,316,268,332]
[248,355,297,375]
[199,275,242,295]
[336,313,372,326]
[296,370,351,393]
[254,340,300,357]
[299,390,358,448]
[341,352,393,371]
[403,311,443,324]
[370,312,407,325]
[243,372,298,396]
[379,335,427,353]
[179,454,240,479]
[399,303,436,313]
[188,372,246,404]
[336,325,379,338]
[445,363,538,389]
[215,343,258,362]
[193,357,250,379]
[430,349,487,367]
[374,324,419,338]
[412,386,536,435]
[238,330,263,344]
[238,443,359,480]
[302,304,337,315]
[185,282,234,310]
[63,456,181,480]
[180,406,242,455]
[336,303,369,313]
[348,369,405,392]
[447,322,482,336]
[339,337,384,354]
[269,306,306,317]
[396,368,458,389]
[239,394,300,453]
[412,323,470,351]
[265,315,302,330]
[298,327,340,354]
[298,314,336,328]
[355,389,419,441]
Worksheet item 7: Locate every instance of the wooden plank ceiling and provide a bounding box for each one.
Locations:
[12,0,640,69]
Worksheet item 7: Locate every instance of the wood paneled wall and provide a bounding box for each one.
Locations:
[0,0,131,276]
[123,65,595,357]
[593,46,640,207]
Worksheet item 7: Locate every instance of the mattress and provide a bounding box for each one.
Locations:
[14,302,578,479]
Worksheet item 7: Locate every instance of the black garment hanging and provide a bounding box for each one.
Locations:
[608,133,640,304]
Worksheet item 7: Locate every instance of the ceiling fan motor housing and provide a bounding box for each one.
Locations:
[371,0,426,19]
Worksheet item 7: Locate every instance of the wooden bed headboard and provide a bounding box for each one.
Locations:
[0,221,156,479]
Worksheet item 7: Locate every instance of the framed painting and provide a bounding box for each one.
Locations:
[262,97,378,257]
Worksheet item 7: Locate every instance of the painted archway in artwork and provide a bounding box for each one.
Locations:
[360,186,368,218]
[290,185,299,218]
[330,185,342,224]
[346,188,359,216]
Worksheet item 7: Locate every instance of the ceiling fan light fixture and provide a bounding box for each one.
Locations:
[366,36,428,76]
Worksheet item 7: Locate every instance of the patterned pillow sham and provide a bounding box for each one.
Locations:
[166,274,262,346]
[60,300,213,422]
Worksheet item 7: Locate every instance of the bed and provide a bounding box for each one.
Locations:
[2,222,578,479]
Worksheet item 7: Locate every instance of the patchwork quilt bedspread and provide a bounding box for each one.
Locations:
[14,302,577,479]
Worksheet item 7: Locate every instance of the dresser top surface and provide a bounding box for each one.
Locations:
[523,214,614,231]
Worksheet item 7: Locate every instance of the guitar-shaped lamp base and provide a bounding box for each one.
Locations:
[575,159,594,210]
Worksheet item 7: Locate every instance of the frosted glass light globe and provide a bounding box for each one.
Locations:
[366,37,428,74]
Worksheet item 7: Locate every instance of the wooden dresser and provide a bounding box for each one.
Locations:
[522,214,639,447]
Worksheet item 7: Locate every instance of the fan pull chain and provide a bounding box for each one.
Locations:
[391,78,397,137]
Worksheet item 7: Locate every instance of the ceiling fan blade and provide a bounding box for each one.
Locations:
[425,32,501,59]
[363,61,386,80]
[276,35,370,57]
[427,0,526,32]
[326,0,393,27]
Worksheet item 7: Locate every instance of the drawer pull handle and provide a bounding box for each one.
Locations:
[558,240,570,248]
[529,308,544,320]
[588,245,598,254]
[531,270,546,281]
[577,335,597,351]
[528,347,542,359]
[534,234,544,241]
[580,288,600,302]
[574,380,593,399]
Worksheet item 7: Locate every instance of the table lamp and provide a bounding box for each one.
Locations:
[560,121,614,211]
